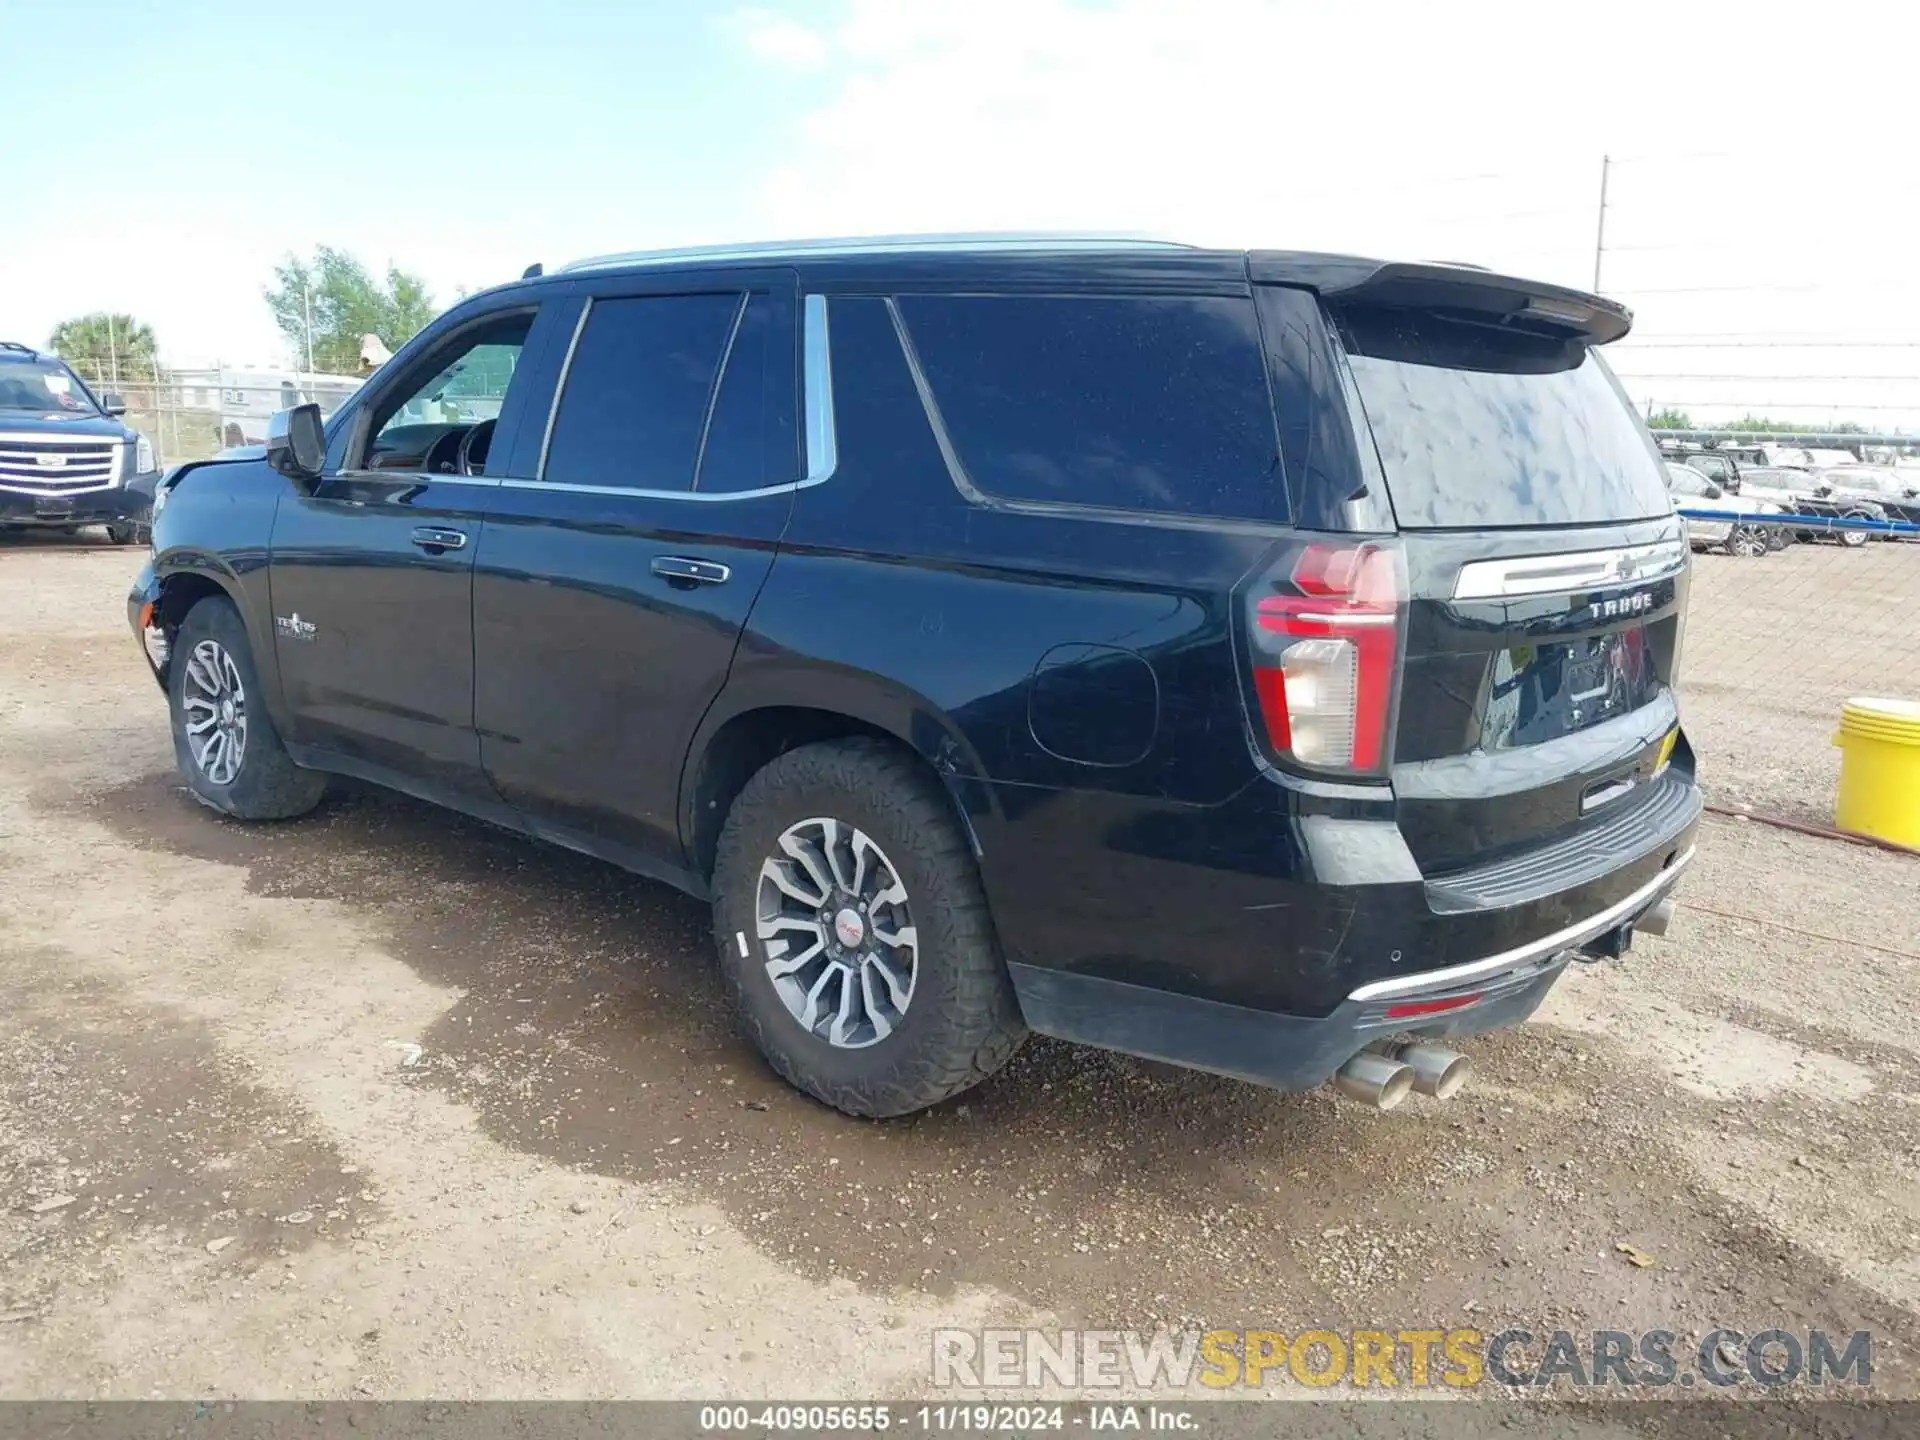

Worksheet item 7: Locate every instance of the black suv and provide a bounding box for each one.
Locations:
[128,237,1699,1118]
[1,341,160,542]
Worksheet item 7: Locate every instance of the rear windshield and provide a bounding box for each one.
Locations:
[1334,306,1671,530]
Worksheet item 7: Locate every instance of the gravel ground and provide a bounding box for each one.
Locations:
[1679,538,1919,827]
[1,534,1917,1403]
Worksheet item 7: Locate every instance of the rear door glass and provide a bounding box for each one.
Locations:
[1333,305,1671,530]
[896,294,1284,523]
[544,293,738,492]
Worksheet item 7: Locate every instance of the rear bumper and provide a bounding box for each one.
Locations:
[0,475,154,526]
[1011,844,1693,1091]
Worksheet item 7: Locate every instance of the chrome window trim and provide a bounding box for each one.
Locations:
[1451,537,1689,600]
[331,470,503,488]
[803,294,837,483]
[500,476,815,503]
[1346,846,1695,1003]
[518,290,837,503]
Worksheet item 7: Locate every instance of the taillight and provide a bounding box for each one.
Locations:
[1246,541,1405,775]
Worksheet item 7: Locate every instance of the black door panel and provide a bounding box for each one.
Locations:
[472,273,801,871]
[267,301,559,797]
[473,487,792,860]
[269,475,493,789]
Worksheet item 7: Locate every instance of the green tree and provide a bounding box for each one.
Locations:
[265,247,438,374]
[47,313,159,386]
[1717,415,1867,435]
[1645,407,1693,430]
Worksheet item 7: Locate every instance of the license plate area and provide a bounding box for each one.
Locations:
[1484,625,1655,747]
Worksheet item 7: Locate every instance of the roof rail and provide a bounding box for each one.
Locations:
[0,340,40,357]
[561,231,1194,274]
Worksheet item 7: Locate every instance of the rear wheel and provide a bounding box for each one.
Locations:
[711,738,1026,1118]
[106,517,149,546]
[1839,511,1874,548]
[168,597,327,820]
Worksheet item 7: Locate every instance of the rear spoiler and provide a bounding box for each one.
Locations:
[1247,252,1633,345]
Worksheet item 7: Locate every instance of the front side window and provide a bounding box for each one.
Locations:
[362,313,532,470]
[896,293,1284,522]
[1666,465,1713,498]
[543,293,739,492]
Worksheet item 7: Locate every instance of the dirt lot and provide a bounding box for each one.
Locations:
[2,534,1917,1402]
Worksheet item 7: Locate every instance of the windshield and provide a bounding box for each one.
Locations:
[1335,306,1671,529]
[0,358,100,415]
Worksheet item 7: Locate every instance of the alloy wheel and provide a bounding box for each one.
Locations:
[755,817,917,1049]
[182,639,248,785]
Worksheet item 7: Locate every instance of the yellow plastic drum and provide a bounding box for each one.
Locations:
[1833,697,1920,848]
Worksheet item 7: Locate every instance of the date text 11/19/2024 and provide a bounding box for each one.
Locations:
[697,1405,1192,1432]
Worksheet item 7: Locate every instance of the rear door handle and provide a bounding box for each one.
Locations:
[651,556,731,586]
[411,526,467,552]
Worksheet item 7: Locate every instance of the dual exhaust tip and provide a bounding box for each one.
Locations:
[1332,1042,1469,1111]
[1333,894,1677,1110]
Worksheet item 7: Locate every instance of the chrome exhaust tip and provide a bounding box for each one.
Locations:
[1332,1052,1415,1111]
[1637,898,1675,938]
[1393,1043,1470,1100]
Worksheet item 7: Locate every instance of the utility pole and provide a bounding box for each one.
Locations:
[302,283,317,381]
[1592,153,1611,293]
[106,313,120,387]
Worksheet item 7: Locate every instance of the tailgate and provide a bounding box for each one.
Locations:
[1327,298,1688,875]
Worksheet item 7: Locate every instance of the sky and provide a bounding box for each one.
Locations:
[6,0,1920,427]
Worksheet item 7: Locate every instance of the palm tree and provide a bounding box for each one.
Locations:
[47,313,160,387]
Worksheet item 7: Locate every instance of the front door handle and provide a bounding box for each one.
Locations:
[651,556,731,586]
[411,526,467,552]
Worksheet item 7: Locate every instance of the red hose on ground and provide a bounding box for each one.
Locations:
[1704,802,1920,860]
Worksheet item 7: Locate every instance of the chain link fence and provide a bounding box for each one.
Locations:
[1675,513,1919,826]
[52,360,365,468]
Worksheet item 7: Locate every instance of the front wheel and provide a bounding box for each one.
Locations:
[711,738,1027,1118]
[168,596,328,820]
[105,518,149,546]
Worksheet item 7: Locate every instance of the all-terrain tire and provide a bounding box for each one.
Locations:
[168,596,328,820]
[711,738,1026,1118]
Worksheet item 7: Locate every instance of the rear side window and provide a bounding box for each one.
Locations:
[1334,306,1671,529]
[544,293,738,491]
[896,294,1284,523]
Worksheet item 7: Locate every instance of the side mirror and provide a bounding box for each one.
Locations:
[1706,485,1723,499]
[1905,488,1919,500]
[266,404,325,481]
[1815,484,1832,497]
[100,391,127,417]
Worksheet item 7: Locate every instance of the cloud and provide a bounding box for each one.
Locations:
[734,7,832,69]
[729,0,1920,424]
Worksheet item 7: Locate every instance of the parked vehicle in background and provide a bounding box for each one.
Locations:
[215,369,364,450]
[1810,467,1920,528]
[1738,467,1886,548]
[128,236,1699,1120]
[1656,443,1744,493]
[0,341,161,543]
[1665,462,1782,555]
